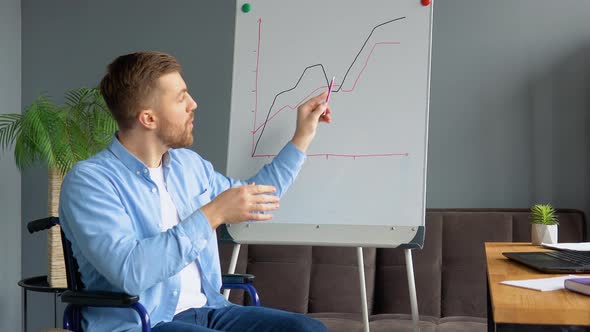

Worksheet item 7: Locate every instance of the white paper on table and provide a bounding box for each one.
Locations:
[542,242,590,251]
[500,275,577,291]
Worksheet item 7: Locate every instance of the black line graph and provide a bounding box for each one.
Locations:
[251,16,407,157]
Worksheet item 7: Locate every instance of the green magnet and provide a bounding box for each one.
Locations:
[242,3,251,13]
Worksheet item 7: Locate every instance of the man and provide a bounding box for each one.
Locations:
[59,51,332,332]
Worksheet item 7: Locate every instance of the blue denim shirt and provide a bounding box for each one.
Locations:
[59,136,305,332]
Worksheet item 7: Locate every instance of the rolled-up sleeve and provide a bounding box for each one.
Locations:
[207,142,306,197]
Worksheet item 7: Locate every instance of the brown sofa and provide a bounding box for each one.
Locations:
[218,209,587,332]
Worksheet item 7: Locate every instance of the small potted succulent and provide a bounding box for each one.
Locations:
[530,204,559,245]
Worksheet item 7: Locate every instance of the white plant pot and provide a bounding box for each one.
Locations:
[531,224,558,245]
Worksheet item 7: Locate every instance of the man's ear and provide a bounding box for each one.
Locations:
[137,109,157,130]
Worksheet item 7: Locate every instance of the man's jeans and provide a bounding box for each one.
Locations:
[152,305,328,332]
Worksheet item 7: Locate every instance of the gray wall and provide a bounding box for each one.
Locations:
[428,0,590,227]
[0,0,22,331]
[18,0,590,328]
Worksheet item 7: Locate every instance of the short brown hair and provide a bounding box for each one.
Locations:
[99,51,181,129]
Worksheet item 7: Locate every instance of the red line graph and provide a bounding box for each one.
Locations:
[250,18,409,159]
[251,18,262,156]
[253,153,410,159]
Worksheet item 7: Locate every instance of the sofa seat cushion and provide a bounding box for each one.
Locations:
[308,313,486,332]
[437,316,487,332]
[370,314,438,332]
[307,313,364,332]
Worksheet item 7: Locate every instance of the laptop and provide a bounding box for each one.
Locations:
[502,249,590,273]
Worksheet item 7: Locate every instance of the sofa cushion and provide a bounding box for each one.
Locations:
[374,214,443,317]
[310,313,486,332]
[370,314,438,332]
[309,247,376,314]
[307,313,364,332]
[441,211,513,317]
[247,245,312,313]
[308,313,441,332]
[436,316,487,332]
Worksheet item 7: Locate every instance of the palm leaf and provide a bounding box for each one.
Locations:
[14,132,38,170]
[65,88,94,145]
[0,113,23,151]
[90,103,118,149]
[19,95,61,169]
[78,88,117,152]
[52,106,82,175]
[65,115,92,161]
[4,87,118,176]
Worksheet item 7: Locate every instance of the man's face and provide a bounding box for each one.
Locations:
[153,72,197,148]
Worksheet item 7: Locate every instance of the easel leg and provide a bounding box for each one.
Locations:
[223,243,241,299]
[404,249,419,332]
[357,247,370,332]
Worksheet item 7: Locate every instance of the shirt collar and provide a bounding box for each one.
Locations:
[107,133,172,175]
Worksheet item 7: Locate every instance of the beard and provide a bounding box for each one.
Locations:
[157,116,194,148]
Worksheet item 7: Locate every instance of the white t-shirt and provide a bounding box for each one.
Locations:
[149,166,207,314]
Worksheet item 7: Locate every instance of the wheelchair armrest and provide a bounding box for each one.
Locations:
[222,273,255,284]
[61,290,139,307]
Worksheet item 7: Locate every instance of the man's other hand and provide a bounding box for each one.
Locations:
[201,183,279,229]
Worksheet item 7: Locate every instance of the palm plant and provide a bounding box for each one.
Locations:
[0,87,117,176]
[0,87,117,287]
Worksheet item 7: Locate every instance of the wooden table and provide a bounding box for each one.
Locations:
[485,242,590,331]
